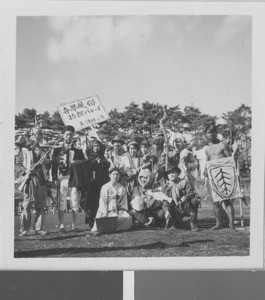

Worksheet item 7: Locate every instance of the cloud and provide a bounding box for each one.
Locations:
[215,16,251,45]
[165,16,201,47]
[48,16,74,32]
[115,16,152,54]
[47,16,152,62]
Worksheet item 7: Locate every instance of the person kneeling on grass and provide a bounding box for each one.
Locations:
[91,167,133,233]
[163,164,200,231]
[130,168,172,228]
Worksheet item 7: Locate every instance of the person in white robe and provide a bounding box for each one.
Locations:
[91,167,133,232]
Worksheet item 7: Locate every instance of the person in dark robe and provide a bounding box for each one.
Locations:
[85,139,110,229]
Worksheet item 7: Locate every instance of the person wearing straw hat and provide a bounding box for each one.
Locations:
[15,126,50,236]
[51,125,86,233]
[91,167,132,233]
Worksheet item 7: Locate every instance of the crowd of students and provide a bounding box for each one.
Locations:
[14,122,238,237]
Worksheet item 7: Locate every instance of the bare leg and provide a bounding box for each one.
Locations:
[210,203,223,230]
[224,200,235,231]
[206,179,222,230]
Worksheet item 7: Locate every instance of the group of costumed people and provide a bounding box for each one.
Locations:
[14,117,240,237]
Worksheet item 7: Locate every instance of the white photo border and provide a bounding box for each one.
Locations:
[1,1,264,270]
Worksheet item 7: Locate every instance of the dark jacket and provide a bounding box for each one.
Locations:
[90,157,110,188]
[141,154,158,171]
[51,144,85,181]
[69,160,93,189]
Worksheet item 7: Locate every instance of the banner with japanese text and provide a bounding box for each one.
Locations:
[58,95,109,130]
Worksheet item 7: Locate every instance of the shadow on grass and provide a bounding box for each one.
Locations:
[15,227,150,242]
[15,231,90,242]
[15,217,250,243]
[14,239,214,258]
[197,218,250,230]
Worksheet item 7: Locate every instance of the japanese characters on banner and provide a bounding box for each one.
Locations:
[58,95,109,130]
[206,156,242,202]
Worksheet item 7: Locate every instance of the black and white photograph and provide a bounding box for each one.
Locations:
[1,2,264,270]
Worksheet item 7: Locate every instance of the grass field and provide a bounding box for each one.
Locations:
[14,200,250,258]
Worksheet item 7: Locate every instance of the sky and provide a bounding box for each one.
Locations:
[16,15,251,117]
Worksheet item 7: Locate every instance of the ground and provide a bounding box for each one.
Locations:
[14,200,250,258]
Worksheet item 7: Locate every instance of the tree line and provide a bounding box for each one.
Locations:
[15,101,251,175]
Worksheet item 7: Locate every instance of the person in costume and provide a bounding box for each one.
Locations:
[120,141,142,198]
[163,164,199,231]
[130,168,172,227]
[91,167,133,233]
[85,134,105,161]
[85,139,110,229]
[51,125,86,232]
[111,135,126,168]
[15,127,50,236]
[170,133,198,180]
[104,145,116,169]
[204,125,235,231]
[139,140,158,172]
